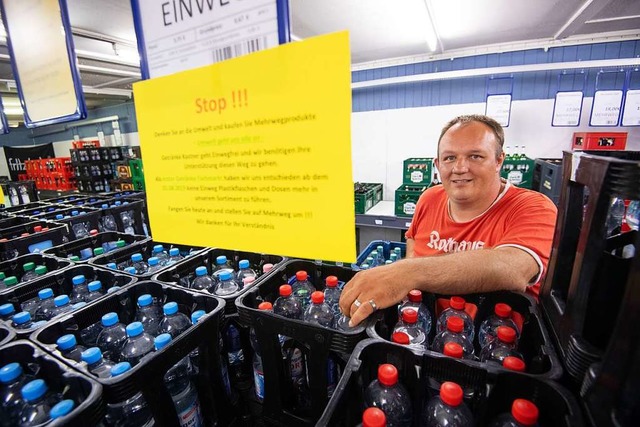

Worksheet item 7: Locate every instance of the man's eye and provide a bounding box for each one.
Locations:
[471,155,482,160]
[444,156,455,162]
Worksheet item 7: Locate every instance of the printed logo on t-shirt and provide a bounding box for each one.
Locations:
[427,230,485,253]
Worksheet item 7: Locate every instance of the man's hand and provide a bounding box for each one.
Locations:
[339,261,414,327]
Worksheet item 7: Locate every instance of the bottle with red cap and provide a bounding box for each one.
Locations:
[398,290,431,334]
[364,364,412,427]
[251,302,272,402]
[303,291,334,328]
[480,326,522,365]
[422,381,475,426]
[323,276,342,317]
[393,308,428,350]
[478,303,520,348]
[502,356,526,372]
[436,296,475,339]
[431,317,474,359]
[489,398,539,427]
[358,407,387,427]
[291,271,316,309]
[273,284,303,320]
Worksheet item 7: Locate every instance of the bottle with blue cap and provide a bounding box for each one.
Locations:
[79,314,104,348]
[55,214,64,221]
[135,294,162,336]
[152,245,169,266]
[236,259,257,286]
[78,245,94,260]
[69,275,89,304]
[18,379,57,426]
[130,253,148,275]
[154,334,204,427]
[85,280,104,302]
[212,255,234,283]
[191,266,214,292]
[119,210,137,235]
[104,362,153,427]
[106,262,117,270]
[107,286,121,294]
[57,334,86,362]
[213,271,239,296]
[146,257,162,274]
[34,288,57,321]
[21,262,38,283]
[12,311,38,330]
[50,399,75,421]
[96,312,128,362]
[0,303,15,321]
[188,311,206,376]
[81,347,114,379]
[100,205,118,232]
[120,321,155,366]
[124,266,137,275]
[0,362,35,425]
[166,248,183,266]
[158,302,191,338]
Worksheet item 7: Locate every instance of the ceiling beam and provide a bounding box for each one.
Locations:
[554,0,611,40]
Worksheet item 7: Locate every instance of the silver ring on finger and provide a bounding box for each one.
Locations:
[368,299,378,311]
[353,299,362,308]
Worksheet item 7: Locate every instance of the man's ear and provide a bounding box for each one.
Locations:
[434,157,440,171]
[496,151,505,172]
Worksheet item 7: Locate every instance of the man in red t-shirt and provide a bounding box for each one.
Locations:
[340,114,557,327]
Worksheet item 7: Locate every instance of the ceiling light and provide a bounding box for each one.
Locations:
[423,0,438,51]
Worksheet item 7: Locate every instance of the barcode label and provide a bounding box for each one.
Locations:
[212,37,269,63]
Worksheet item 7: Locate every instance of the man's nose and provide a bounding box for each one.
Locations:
[452,158,469,173]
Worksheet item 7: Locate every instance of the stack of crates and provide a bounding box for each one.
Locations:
[354,182,383,214]
[395,158,433,217]
[533,158,562,205]
[24,158,76,191]
[70,147,130,193]
[129,159,145,191]
[501,153,535,189]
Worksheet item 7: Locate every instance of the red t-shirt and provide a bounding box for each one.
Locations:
[405,182,557,296]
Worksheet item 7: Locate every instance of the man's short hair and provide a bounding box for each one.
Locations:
[437,114,505,159]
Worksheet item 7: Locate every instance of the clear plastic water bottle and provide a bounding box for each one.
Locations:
[391,331,410,346]
[223,322,246,380]
[303,291,334,328]
[57,334,86,362]
[292,271,315,309]
[105,362,154,427]
[130,253,148,275]
[250,302,272,402]
[398,290,431,335]
[360,407,387,427]
[443,342,464,359]
[106,262,117,270]
[283,342,310,411]
[0,303,15,321]
[213,271,239,296]
[0,362,34,426]
[191,267,214,292]
[626,200,639,231]
[152,245,169,266]
[101,206,118,232]
[120,322,155,366]
[422,381,475,426]
[20,296,41,319]
[262,263,274,274]
[21,262,38,282]
[18,379,57,426]
[125,266,137,275]
[166,248,183,266]
[478,303,520,348]
[85,280,104,302]
[393,308,428,350]
[3,277,17,290]
[97,312,128,363]
[365,256,376,268]
[120,211,136,235]
[606,197,626,236]
[50,295,73,318]
[323,276,341,317]
[502,356,526,372]
[212,255,234,282]
[12,312,38,330]
[107,286,121,294]
[49,399,75,421]
[436,296,475,340]
[489,398,539,427]
[243,276,256,289]
[158,302,191,338]
[364,363,412,427]
[236,259,256,285]
[147,257,162,274]
[69,275,89,304]
[394,247,402,260]
[432,317,475,359]
[390,253,398,263]
[80,318,104,348]
[135,294,162,336]
[273,284,302,319]
[189,310,232,396]
[81,347,114,378]
[480,326,522,364]
[72,220,90,239]
[360,263,371,270]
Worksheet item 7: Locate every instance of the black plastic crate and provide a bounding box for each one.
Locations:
[367,290,562,379]
[93,199,148,236]
[45,194,91,205]
[318,339,583,427]
[535,158,562,206]
[8,203,64,217]
[77,178,112,194]
[90,239,205,279]
[355,240,407,269]
[30,280,235,426]
[0,323,15,346]
[34,207,102,241]
[0,222,67,262]
[0,340,104,426]
[0,201,53,215]
[0,253,72,288]
[43,232,149,264]
[154,248,285,314]
[0,215,38,229]
[61,196,113,208]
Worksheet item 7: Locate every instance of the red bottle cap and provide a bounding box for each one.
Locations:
[512,399,539,426]
[391,332,410,345]
[311,291,324,304]
[362,407,386,427]
[243,277,256,285]
[89,229,98,236]
[325,276,338,288]
[440,381,463,406]
[503,356,526,372]
[497,326,516,343]
[33,226,42,233]
[443,342,464,359]
[377,364,398,386]
[402,308,418,324]
[495,303,512,318]
[0,238,7,242]
[258,302,273,311]
[296,271,308,281]
[21,233,29,237]
[450,296,466,310]
[279,284,292,297]
[41,228,49,231]
[446,316,464,333]
[408,290,422,302]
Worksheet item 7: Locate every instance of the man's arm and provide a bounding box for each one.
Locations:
[339,246,538,327]
[406,238,415,258]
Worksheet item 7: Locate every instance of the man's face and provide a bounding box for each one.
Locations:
[435,121,504,207]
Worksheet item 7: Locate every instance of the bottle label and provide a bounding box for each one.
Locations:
[410,170,424,183]
[225,324,245,365]
[290,348,304,378]
[403,202,416,215]
[507,170,523,185]
[254,368,265,400]
[178,399,203,427]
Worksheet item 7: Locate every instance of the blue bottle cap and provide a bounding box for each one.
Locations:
[101,204,109,209]
[56,334,77,351]
[154,333,172,351]
[54,295,70,307]
[88,280,102,292]
[126,321,144,337]
[71,210,79,216]
[137,294,152,307]
[106,286,121,294]
[0,362,22,384]
[21,379,47,402]
[102,312,119,327]
[12,311,31,325]
[106,262,117,269]
[153,244,163,253]
[72,302,87,310]
[238,259,250,269]
[195,266,207,276]
[110,362,131,377]
[131,253,143,262]
[125,267,137,274]
[191,310,206,324]
[163,302,178,315]
[216,255,227,265]
[0,303,15,316]
[81,347,102,365]
[50,399,75,419]
[115,201,122,206]
[72,275,86,286]
[169,248,180,257]
[148,257,159,267]
[55,214,63,220]
[219,271,232,281]
[38,288,54,300]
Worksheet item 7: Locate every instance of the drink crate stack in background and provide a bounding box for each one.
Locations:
[354,182,383,214]
[24,158,76,192]
[0,221,67,262]
[353,239,406,270]
[571,132,627,151]
[70,146,132,193]
[501,149,534,189]
[43,232,148,264]
[533,158,563,205]
[0,253,72,285]
[1,181,38,206]
[395,157,435,217]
